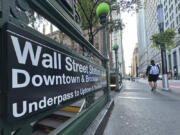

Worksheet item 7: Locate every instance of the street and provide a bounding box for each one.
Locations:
[104,81,180,135]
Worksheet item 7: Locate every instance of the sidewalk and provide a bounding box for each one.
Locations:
[103,81,180,135]
[136,78,180,93]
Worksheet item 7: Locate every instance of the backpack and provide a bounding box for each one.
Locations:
[149,65,159,75]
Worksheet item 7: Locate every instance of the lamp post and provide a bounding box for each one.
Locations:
[118,61,123,70]
[136,63,138,77]
[113,44,119,91]
[96,2,111,100]
[135,56,138,77]
[118,61,123,85]
[157,3,169,90]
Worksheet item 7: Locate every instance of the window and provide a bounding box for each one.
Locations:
[164,6,168,12]
[171,21,175,28]
[177,16,179,25]
[166,20,169,27]
[169,5,174,13]
[170,14,171,20]
[170,13,174,21]
[165,13,169,20]
[172,13,174,19]
[175,0,178,4]
[172,21,175,28]
[176,7,178,14]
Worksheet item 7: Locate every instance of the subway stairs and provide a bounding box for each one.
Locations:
[32,100,84,135]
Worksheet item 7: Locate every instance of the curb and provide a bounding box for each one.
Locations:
[83,99,114,135]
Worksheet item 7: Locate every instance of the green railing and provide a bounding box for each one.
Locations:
[0,0,110,135]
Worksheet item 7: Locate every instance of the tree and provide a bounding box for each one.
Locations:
[76,0,136,45]
[151,28,177,51]
[27,11,44,30]
[76,0,101,45]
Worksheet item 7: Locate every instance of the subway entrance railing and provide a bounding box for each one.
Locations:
[0,0,110,135]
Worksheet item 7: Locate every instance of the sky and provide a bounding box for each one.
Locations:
[121,12,138,74]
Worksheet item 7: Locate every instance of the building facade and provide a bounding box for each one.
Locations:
[131,44,139,77]
[42,22,113,68]
[136,0,148,76]
[137,0,170,76]
[144,0,162,69]
[164,0,180,79]
[137,0,180,79]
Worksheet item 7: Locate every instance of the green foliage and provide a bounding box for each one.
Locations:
[77,0,100,31]
[151,28,177,51]
[108,19,124,33]
[76,0,135,44]
[76,0,103,44]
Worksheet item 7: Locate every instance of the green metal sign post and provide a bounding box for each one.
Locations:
[96,2,111,101]
[112,44,119,91]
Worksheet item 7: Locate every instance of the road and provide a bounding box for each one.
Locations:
[104,81,180,135]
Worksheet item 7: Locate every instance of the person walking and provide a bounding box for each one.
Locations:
[146,60,160,91]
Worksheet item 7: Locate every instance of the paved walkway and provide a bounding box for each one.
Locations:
[104,81,180,135]
[137,78,180,93]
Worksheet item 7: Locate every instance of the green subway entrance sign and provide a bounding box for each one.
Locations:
[0,0,110,134]
[3,24,106,122]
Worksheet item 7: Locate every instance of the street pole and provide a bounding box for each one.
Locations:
[161,46,169,89]
[118,62,123,85]
[96,2,111,101]
[157,3,169,90]
[115,50,119,91]
[136,63,138,77]
[113,44,119,91]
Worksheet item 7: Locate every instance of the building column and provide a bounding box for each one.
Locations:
[166,51,169,72]
[176,47,180,76]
